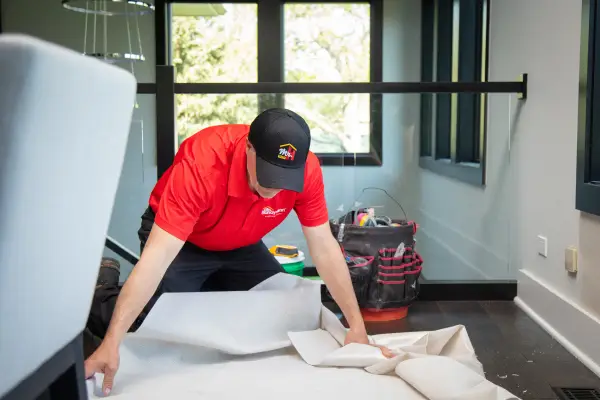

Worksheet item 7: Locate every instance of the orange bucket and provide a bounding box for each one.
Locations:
[361,306,408,322]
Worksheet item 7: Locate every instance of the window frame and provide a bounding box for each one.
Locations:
[163,0,384,168]
[419,0,489,186]
[577,0,600,216]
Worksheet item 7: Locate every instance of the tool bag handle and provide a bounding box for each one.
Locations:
[341,187,408,226]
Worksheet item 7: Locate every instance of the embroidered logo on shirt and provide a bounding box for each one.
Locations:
[261,206,287,217]
[278,143,296,161]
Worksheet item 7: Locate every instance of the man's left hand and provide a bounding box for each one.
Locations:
[344,327,395,358]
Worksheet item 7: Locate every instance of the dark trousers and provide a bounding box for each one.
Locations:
[86,207,285,339]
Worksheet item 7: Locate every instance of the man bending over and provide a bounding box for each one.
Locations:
[85,108,388,396]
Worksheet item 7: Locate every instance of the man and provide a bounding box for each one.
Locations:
[85,108,389,396]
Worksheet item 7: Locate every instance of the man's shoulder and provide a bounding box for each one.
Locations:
[305,151,322,173]
[179,124,249,163]
[301,151,324,191]
[187,124,250,147]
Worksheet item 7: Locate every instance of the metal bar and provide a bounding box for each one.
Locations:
[478,0,490,167]
[166,2,172,66]
[0,0,3,34]
[105,236,140,265]
[156,65,175,178]
[258,0,283,83]
[154,0,167,66]
[369,0,384,167]
[449,0,460,163]
[371,0,383,83]
[137,83,157,94]
[420,0,435,157]
[164,0,358,3]
[435,0,453,159]
[257,0,283,110]
[173,81,526,94]
[164,0,254,3]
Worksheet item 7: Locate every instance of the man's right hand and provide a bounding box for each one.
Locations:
[83,224,185,396]
[84,343,120,396]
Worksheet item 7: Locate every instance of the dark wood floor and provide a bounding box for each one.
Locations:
[359,301,600,400]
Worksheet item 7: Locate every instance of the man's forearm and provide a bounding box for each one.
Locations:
[313,242,366,332]
[102,225,185,348]
[102,264,163,347]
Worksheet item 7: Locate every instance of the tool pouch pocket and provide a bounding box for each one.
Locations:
[347,256,375,302]
[366,247,423,309]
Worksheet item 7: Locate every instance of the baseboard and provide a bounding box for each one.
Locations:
[319,279,516,302]
[515,269,600,377]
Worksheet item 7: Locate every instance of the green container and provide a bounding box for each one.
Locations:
[276,250,305,276]
[282,261,305,276]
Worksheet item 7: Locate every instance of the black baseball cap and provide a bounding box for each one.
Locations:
[248,108,311,193]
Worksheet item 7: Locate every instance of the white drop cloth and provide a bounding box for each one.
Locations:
[87,274,520,400]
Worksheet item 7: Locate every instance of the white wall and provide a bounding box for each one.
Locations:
[1,0,157,278]
[489,0,600,374]
[411,76,514,278]
[412,91,514,281]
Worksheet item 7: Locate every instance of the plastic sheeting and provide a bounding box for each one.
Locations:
[87,274,520,399]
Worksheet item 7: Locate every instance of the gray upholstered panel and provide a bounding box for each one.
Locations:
[0,34,136,397]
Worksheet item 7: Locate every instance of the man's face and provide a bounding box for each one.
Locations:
[246,140,282,199]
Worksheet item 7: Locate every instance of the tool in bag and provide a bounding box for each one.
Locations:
[328,188,423,311]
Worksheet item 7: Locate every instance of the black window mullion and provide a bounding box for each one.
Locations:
[258,0,284,110]
[456,0,480,163]
[590,0,600,183]
[576,0,600,215]
[155,0,168,66]
[0,0,4,34]
[420,0,435,157]
[156,65,176,178]
[369,0,383,164]
[435,0,453,160]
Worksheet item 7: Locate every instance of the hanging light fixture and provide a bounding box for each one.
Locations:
[62,1,155,181]
[62,0,154,68]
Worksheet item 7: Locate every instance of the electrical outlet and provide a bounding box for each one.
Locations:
[565,246,578,273]
[537,235,548,258]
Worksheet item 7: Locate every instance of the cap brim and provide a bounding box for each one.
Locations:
[255,155,305,193]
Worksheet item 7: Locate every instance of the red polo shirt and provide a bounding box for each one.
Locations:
[148,124,329,251]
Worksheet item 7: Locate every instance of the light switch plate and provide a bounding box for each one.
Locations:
[565,246,578,273]
[537,235,548,258]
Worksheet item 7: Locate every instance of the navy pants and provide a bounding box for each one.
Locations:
[86,207,284,339]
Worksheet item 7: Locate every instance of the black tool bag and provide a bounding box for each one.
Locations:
[328,209,423,310]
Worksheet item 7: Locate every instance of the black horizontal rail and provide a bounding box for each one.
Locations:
[137,77,528,96]
[137,83,157,94]
[105,236,140,266]
[173,80,526,95]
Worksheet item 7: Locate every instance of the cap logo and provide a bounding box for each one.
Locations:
[278,143,296,161]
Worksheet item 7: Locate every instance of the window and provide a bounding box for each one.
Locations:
[284,3,371,153]
[419,0,489,185]
[576,0,600,216]
[170,1,383,164]
[171,3,258,144]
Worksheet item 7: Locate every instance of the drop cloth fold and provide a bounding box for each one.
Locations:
[87,274,519,400]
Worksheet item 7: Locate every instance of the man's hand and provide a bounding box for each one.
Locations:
[84,224,185,396]
[303,223,390,352]
[85,343,120,396]
[344,327,395,358]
